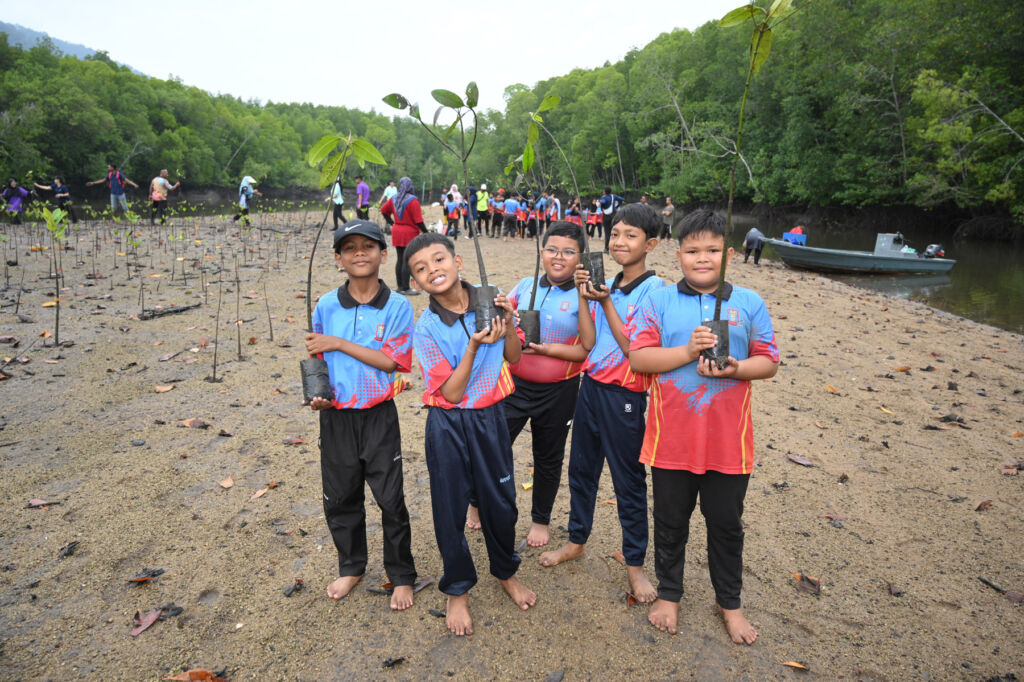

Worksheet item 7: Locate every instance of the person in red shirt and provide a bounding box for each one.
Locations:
[380,177,427,295]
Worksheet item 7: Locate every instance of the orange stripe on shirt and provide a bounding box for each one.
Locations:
[646,381,664,467]
[738,383,753,473]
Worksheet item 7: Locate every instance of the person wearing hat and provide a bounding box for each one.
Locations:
[233,175,262,226]
[304,218,419,609]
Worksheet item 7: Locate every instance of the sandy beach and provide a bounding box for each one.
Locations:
[1,209,1022,680]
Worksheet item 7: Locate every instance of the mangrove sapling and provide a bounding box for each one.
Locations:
[262,277,274,342]
[234,257,244,362]
[384,82,499,330]
[301,131,387,403]
[704,0,801,368]
[42,208,68,346]
[206,273,224,384]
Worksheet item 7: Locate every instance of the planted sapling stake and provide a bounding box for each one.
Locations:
[385,83,499,331]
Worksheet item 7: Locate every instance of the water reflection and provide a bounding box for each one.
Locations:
[728,214,1024,334]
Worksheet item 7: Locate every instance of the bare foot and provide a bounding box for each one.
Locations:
[627,566,657,603]
[527,522,550,547]
[648,598,679,634]
[326,574,362,600]
[446,594,473,636]
[539,541,585,567]
[720,606,758,645]
[466,505,481,530]
[390,584,414,611]
[498,576,537,610]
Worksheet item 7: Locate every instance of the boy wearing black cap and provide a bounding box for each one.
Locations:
[304,219,418,610]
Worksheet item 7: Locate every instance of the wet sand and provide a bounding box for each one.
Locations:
[1,210,1022,680]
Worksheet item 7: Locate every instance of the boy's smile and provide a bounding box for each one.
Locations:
[609,222,657,267]
[677,232,733,294]
[335,235,386,278]
[542,236,580,283]
[409,244,463,296]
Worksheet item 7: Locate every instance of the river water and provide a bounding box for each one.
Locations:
[728,215,1024,335]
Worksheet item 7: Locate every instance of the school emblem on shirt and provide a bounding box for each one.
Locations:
[375,323,385,340]
[560,300,570,312]
[727,308,740,326]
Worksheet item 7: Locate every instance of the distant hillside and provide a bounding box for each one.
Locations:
[0,21,143,74]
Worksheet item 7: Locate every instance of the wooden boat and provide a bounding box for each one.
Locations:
[764,233,956,274]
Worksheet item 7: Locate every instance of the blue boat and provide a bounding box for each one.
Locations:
[764,233,956,274]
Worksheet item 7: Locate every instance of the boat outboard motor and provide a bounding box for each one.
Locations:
[923,243,946,258]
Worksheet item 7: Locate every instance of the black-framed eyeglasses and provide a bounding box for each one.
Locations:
[541,247,579,258]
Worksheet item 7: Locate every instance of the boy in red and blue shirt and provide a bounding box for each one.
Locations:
[406,232,536,636]
[304,220,417,610]
[539,204,665,604]
[628,209,779,644]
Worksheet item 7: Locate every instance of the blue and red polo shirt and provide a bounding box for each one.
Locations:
[508,275,583,384]
[311,280,413,409]
[583,270,664,392]
[627,279,779,474]
[413,282,517,409]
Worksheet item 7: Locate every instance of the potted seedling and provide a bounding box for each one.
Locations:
[703,0,795,368]
[301,131,387,403]
[384,83,499,331]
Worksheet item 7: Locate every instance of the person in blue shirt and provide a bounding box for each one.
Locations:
[406,231,536,636]
[502,194,520,242]
[232,175,262,226]
[445,193,462,238]
[33,176,78,223]
[304,219,418,610]
[86,163,139,216]
[599,187,626,254]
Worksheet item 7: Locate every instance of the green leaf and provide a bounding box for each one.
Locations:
[431,89,464,109]
[409,103,421,120]
[443,118,459,141]
[531,113,543,123]
[768,0,793,18]
[719,4,757,27]
[504,161,515,176]
[307,134,343,166]
[537,95,561,112]
[351,138,387,166]
[465,81,479,108]
[751,27,773,74]
[382,93,408,110]
[318,151,345,188]
[527,121,539,146]
[522,144,535,174]
[433,106,444,127]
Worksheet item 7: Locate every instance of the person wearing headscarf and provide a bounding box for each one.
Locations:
[2,178,29,224]
[380,177,428,294]
[233,175,262,226]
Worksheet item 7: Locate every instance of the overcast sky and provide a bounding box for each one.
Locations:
[1,0,741,114]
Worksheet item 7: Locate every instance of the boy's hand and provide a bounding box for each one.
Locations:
[523,342,551,356]
[575,264,608,301]
[697,354,739,378]
[494,293,515,322]
[308,397,333,411]
[305,332,339,355]
[469,316,506,349]
[686,326,718,361]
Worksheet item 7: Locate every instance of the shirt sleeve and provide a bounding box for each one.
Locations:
[382,299,415,372]
[311,297,326,357]
[747,294,780,362]
[414,326,455,400]
[380,199,394,218]
[628,295,663,351]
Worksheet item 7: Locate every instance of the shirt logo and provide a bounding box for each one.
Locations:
[560,300,570,311]
[344,224,358,231]
[624,402,633,413]
[499,474,511,484]
[375,323,385,340]
[728,308,740,326]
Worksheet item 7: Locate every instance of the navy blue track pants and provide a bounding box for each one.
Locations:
[567,375,649,565]
[425,403,520,595]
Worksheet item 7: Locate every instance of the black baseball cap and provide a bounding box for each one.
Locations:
[333,220,387,251]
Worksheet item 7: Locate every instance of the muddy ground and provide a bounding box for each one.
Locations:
[1,209,1022,681]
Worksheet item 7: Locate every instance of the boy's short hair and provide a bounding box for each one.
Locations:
[611,203,661,239]
[676,209,726,243]
[447,193,454,201]
[542,222,585,250]
[405,232,455,266]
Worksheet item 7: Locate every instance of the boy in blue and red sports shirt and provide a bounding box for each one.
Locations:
[466,222,589,546]
[628,209,779,644]
[539,203,664,603]
[406,232,536,636]
[304,220,418,611]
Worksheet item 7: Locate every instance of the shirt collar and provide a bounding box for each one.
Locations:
[428,280,477,326]
[677,278,733,301]
[337,279,390,309]
[539,274,575,291]
[610,269,657,295]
